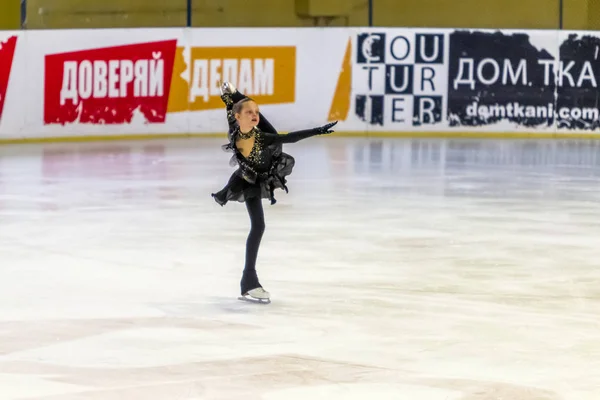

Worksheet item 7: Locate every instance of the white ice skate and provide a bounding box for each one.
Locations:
[220,81,237,96]
[238,287,271,304]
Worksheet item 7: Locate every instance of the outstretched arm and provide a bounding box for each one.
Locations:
[265,121,338,144]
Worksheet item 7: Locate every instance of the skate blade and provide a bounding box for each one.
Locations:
[238,296,271,304]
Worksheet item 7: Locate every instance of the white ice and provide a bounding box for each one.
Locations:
[0,137,599,400]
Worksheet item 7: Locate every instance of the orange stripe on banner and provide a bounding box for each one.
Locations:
[328,38,352,122]
[167,46,189,114]
[0,133,219,145]
[2,131,600,145]
[327,131,600,139]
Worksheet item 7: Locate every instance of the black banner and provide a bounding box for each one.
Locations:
[447,30,600,131]
[557,34,600,130]
[447,30,556,128]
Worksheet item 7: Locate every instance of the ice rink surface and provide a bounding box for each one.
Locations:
[0,136,599,400]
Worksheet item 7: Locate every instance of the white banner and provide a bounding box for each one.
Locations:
[0,27,600,140]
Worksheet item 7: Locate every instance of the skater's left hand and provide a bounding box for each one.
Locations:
[315,121,338,135]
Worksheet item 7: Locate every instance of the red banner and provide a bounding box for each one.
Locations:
[0,36,18,121]
[44,40,178,125]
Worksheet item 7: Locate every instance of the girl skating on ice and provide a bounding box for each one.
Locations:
[211,81,337,303]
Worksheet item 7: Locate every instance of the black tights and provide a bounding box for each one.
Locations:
[241,196,265,294]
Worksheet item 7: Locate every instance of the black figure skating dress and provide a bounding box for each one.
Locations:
[211,89,336,206]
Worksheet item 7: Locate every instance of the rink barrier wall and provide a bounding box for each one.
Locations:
[2,27,600,143]
[2,131,600,145]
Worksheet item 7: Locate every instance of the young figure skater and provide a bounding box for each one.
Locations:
[211,81,337,302]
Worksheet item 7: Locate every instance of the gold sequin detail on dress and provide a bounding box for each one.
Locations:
[247,128,264,166]
[238,128,254,140]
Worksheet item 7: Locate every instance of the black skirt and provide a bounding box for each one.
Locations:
[212,152,295,206]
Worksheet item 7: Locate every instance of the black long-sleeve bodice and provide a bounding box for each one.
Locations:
[230,127,326,172]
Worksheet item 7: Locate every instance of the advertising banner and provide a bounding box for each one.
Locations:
[0,27,600,141]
